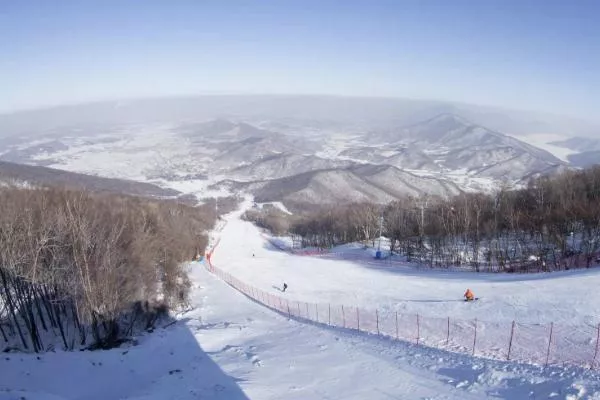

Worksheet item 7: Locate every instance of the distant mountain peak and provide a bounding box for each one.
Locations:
[420,113,474,126]
[203,118,237,131]
[392,113,480,141]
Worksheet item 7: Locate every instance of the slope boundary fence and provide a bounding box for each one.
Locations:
[206,234,600,369]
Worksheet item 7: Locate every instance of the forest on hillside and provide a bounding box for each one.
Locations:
[0,186,237,352]
[246,166,600,273]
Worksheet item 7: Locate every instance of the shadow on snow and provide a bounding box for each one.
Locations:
[0,317,250,400]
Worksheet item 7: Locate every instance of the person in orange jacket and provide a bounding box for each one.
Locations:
[464,288,475,301]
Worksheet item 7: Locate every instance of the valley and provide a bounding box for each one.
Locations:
[0,96,586,206]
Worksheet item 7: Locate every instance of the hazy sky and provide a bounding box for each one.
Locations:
[1,0,598,119]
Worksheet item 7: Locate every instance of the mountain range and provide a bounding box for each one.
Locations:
[0,95,595,205]
[0,160,180,198]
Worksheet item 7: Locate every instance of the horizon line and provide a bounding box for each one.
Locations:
[0,92,595,125]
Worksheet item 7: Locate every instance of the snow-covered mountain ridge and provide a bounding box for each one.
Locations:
[0,97,587,204]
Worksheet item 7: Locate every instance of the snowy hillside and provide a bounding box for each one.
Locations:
[3,205,600,399]
[237,169,399,204]
[5,261,598,399]
[338,145,441,171]
[0,96,592,205]
[224,165,461,204]
[350,164,462,198]
[369,114,567,180]
[229,153,355,181]
[213,212,600,328]
[0,160,179,198]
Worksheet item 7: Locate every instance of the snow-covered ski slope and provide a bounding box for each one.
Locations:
[5,257,599,399]
[210,206,600,368]
[212,210,600,327]
[3,205,600,399]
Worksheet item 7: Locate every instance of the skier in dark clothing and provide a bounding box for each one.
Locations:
[282,283,288,292]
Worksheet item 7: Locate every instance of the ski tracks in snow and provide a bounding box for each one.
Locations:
[182,262,600,399]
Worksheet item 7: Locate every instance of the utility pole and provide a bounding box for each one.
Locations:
[377,212,384,251]
[420,204,424,237]
[419,196,429,238]
[374,211,383,259]
[417,196,429,263]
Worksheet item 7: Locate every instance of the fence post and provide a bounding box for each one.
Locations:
[545,322,554,366]
[279,297,283,311]
[297,302,301,317]
[342,305,346,328]
[357,308,360,331]
[472,319,478,356]
[416,314,420,345]
[306,303,309,319]
[376,309,380,335]
[507,321,516,361]
[446,317,450,346]
[593,323,600,369]
[287,301,291,319]
[395,311,399,339]
[315,304,319,323]
[328,303,331,326]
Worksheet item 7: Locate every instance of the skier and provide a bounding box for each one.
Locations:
[464,288,475,302]
[282,282,288,292]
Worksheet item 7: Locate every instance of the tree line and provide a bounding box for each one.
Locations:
[0,186,233,352]
[285,166,600,273]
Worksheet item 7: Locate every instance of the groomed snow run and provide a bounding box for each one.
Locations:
[214,212,600,328]
[2,205,600,399]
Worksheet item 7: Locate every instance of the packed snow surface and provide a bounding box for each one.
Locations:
[3,206,600,399]
[254,201,293,215]
[213,215,600,327]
